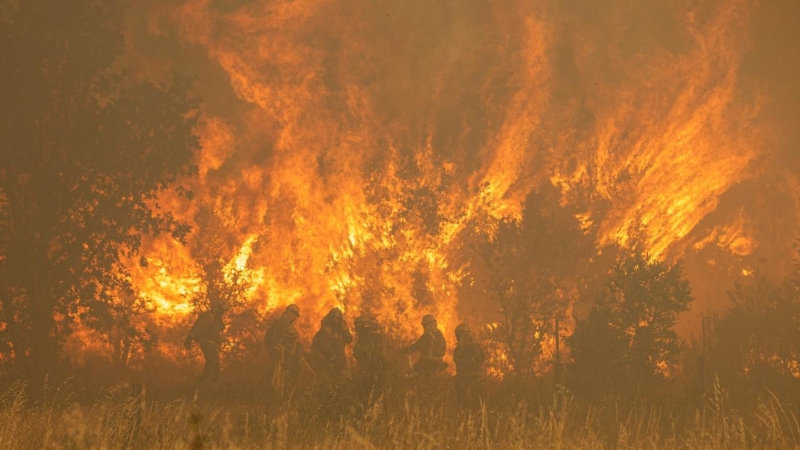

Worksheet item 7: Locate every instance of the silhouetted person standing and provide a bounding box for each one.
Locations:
[184,301,226,385]
[264,304,304,397]
[353,313,391,395]
[453,323,484,408]
[310,307,353,382]
[402,314,447,375]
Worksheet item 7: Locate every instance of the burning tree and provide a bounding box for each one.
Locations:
[568,252,692,397]
[0,1,199,377]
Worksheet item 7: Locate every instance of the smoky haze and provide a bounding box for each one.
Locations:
[7,4,800,447]
[114,0,798,346]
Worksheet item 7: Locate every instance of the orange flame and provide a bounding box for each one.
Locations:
[86,0,770,372]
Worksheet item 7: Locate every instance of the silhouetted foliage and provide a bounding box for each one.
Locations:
[568,252,692,397]
[714,249,800,395]
[0,1,199,375]
[473,184,591,375]
[187,260,263,370]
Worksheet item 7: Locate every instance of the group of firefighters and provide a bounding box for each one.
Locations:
[183,303,485,406]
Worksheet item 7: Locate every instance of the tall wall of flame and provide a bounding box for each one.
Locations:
[113,0,799,359]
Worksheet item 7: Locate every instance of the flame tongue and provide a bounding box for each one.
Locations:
[551,0,761,260]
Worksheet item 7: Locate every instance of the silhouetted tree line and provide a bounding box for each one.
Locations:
[0,1,199,378]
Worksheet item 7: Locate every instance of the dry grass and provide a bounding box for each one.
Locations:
[1,376,799,449]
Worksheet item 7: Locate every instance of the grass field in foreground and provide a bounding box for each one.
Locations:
[1,376,799,449]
